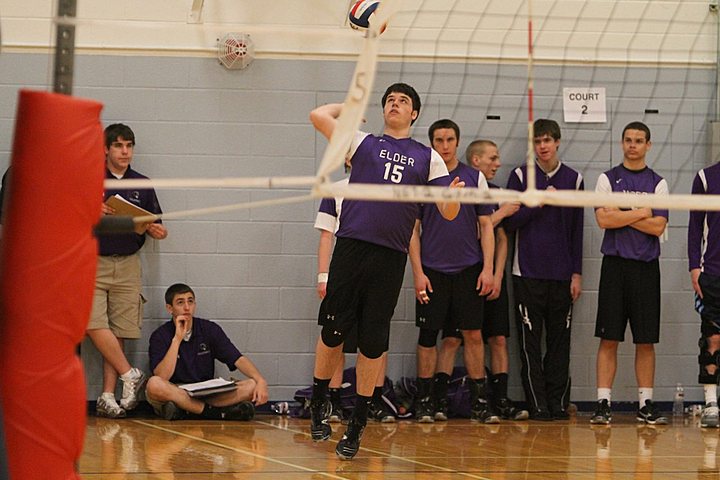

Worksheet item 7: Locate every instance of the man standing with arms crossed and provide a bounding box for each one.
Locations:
[590,121,668,425]
[88,123,168,418]
[308,83,463,460]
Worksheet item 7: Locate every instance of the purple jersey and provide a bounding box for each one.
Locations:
[688,163,720,275]
[148,317,242,384]
[335,132,450,252]
[99,167,163,256]
[596,165,668,262]
[419,162,493,274]
[505,162,584,281]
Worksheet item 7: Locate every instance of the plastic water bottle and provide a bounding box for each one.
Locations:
[673,384,685,417]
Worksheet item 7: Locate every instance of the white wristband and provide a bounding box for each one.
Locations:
[317,272,329,283]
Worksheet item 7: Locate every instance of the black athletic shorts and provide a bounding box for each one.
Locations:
[483,275,510,340]
[698,272,720,337]
[415,262,485,333]
[595,255,660,344]
[319,237,406,355]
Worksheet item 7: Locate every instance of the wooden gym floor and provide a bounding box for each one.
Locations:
[80,413,720,479]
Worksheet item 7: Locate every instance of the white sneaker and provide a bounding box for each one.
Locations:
[97,395,126,419]
[120,368,147,410]
[701,402,720,428]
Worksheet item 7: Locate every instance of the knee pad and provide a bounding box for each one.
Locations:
[418,328,440,348]
[358,335,386,359]
[320,324,345,348]
[698,336,720,384]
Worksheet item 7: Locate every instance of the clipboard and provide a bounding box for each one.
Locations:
[178,378,239,398]
[105,194,157,234]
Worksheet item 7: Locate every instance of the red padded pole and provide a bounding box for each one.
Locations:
[0,90,104,480]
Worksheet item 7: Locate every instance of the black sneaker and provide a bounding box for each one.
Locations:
[637,400,668,425]
[335,418,366,460]
[329,399,345,424]
[471,401,500,424]
[590,399,612,425]
[529,408,553,421]
[161,401,187,421]
[310,399,332,441]
[219,401,255,421]
[369,397,395,423]
[496,397,529,420]
[415,396,434,423]
[434,396,449,421]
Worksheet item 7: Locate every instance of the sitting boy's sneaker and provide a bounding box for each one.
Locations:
[637,400,668,425]
[161,401,187,421]
[120,368,147,410]
[97,395,126,419]
[701,402,720,428]
[310,399,332,441]
[496,397,529,420]
[335,418,366,461]
[221,401,255,421]
[590,399,612,425]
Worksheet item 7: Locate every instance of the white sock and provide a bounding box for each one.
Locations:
[638,387,653,406]
[704,384,718,405]
[120,368,137,381]
[101,392,116,401]
[597,388,611,403]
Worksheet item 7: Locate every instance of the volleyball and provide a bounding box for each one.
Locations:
[348,0,383,32]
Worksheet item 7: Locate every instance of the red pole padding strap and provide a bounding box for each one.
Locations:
[0,90,104,480]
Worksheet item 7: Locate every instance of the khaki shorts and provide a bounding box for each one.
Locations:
[88,254,145,338]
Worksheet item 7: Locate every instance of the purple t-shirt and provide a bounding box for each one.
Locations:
[419,162,493,274]
[504,162,584,281]
[148,317,242,385]
[596,165,668,262]
[689,163,720,275]
[99,167,163,256]
[335,132,450,253]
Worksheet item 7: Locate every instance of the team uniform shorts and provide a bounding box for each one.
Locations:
[483,275,510,340]
[415,262,485,333]
[89,253,145,339]
[319,238,407,356]
[595,255,660,344]
[698,272,720,337]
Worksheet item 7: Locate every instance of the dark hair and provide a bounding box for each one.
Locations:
[465,139,497,164]
[165,283,195,306]
[381,83,422,125]
[428,119,460,144]
[104,123,136,148]
[622,121,651,142]
[533,118,561,141]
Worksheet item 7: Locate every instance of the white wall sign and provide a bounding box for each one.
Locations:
[563,87,606,123]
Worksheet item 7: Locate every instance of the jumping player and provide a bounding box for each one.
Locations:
[591,121,669,425]
[504,119,584,420]
[314,180,394,424]
[688,152,720,428]
[308,83,463,460]
[409,119,496,424]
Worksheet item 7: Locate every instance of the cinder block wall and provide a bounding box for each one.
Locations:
[0,52,711,402]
